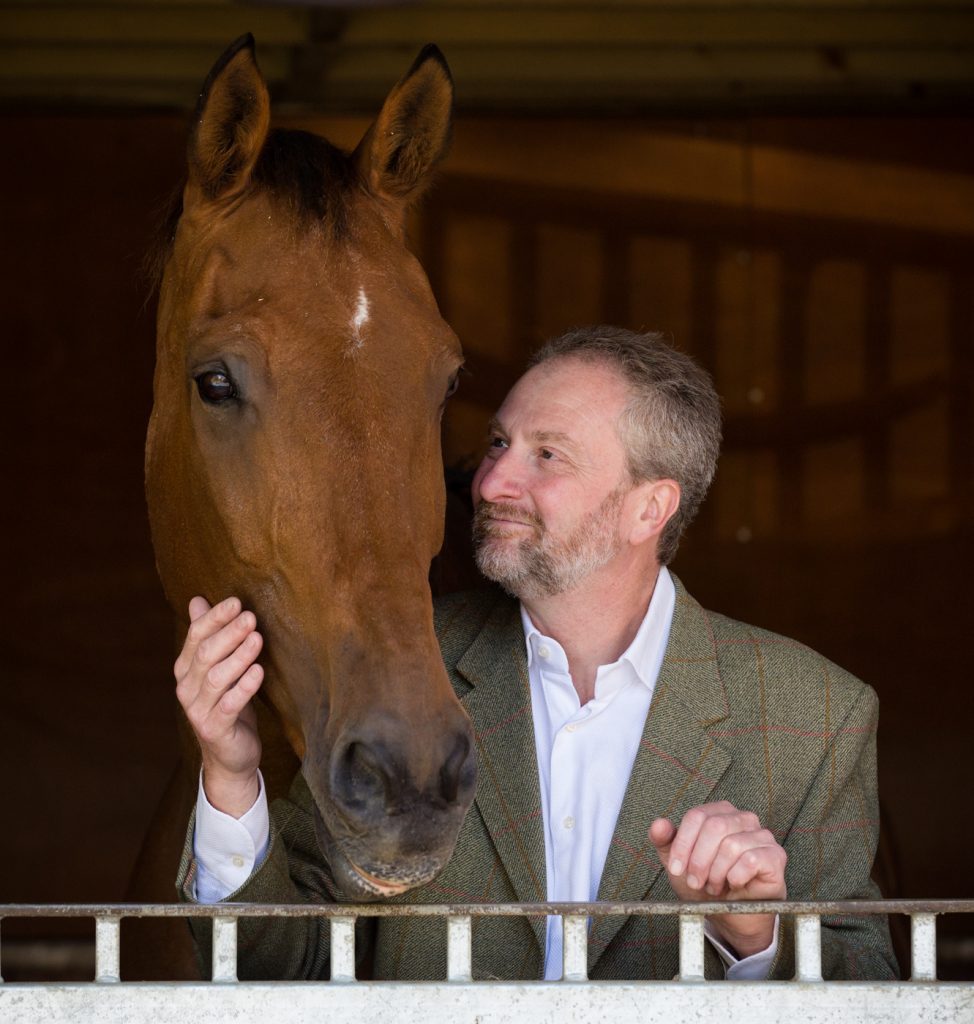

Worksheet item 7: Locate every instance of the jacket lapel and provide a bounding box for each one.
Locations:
[455,597,548,957]
[589,575,734,969]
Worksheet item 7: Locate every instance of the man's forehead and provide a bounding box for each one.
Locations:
[511,357,627,409]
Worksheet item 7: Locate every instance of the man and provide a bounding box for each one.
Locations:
[175,326,897,980]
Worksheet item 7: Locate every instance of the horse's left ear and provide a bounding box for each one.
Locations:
[354,44,453,230]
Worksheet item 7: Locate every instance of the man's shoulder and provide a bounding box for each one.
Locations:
[684,591,876,719]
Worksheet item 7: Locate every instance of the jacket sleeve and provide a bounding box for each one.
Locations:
[767,683,899,980]
[176,772,370,980]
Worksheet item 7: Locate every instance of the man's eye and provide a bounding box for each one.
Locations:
[540,449,554,460]
[195,370,238,404]
[488,436,508,450]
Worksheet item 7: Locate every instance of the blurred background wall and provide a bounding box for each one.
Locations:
[1,0,972,980]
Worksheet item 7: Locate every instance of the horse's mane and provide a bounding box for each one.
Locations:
[144,128,358,293]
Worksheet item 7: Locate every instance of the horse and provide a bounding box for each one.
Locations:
[127,35,476,978]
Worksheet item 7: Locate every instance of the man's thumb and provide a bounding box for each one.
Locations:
[648,817,676,863]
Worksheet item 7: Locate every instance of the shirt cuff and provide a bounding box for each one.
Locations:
[192,770,270,903]
[704,914,779,980]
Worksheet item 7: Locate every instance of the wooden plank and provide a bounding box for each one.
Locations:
[433,117,974,236]
[342,8,974,48]
[323,45,974,85]
[0,6,310,45]
[0,43,292,81]
[411,0,974,7]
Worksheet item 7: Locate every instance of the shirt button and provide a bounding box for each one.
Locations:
[563,816,575,830]
[538,644,551,659]
[231,855,245,868]
[565,723,577,733]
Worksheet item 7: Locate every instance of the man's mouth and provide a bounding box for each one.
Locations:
[475,503,541,532]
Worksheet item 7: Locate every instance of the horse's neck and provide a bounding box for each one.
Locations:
[255,693,302,802]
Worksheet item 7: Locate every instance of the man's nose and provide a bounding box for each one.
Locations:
[474,449,522,504]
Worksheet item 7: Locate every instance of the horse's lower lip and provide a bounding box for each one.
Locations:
[348,863,412,896]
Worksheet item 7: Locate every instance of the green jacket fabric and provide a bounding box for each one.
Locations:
[177,575,897,981]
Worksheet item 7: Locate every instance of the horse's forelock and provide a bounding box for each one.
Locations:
[143,128,358,297]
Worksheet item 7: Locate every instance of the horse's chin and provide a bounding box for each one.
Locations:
[311,801,440,902]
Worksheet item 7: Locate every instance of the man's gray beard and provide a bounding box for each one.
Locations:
[472,486,627,600]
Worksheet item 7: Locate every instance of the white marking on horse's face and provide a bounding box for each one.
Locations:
[349,288,370,351]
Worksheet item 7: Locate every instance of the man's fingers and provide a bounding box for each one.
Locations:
[188,595,212,622]
[724,842,787,897]
[664,800,736,880]
[704,829,778,896]
[684,810,762,890]
[201,630,264,699]
[174,596,242,680]
[217,663,264,717]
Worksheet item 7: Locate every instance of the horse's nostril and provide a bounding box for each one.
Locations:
[330,728,476,826]
[439,733,475,804]
[334,740,394,815]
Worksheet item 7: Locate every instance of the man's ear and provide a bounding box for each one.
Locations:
[627,479,681,547]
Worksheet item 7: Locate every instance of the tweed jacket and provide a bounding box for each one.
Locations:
[178,575,898,981]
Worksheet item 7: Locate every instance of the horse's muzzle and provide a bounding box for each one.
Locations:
[306,724,478,899]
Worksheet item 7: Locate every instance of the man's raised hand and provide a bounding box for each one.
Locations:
[649,800,787,959]
[174,596,264,817]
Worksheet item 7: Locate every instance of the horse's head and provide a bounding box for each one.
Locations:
[146,36,475,898]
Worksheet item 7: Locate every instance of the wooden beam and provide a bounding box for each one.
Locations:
[0,6,310,45]
[341,8,974,48]
[0,43,293,82]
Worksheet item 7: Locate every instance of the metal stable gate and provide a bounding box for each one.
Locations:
[2,900,972,1024]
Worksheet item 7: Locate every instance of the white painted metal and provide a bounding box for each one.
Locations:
[2,902,973,1024]
[796,913,823,981]
[678,912,705,981]
[561,915,588,981]
[330,916,356,983]
[911,913,937,981]
[94,916,120,983]
[210,917,236,983]
[3,981,973,1024]
[446,915,472,982]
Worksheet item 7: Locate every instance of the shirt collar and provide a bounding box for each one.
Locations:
[519,566,676,691]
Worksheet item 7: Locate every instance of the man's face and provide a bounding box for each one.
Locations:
[471,356,635,600]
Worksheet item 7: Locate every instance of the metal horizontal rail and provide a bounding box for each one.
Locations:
[2,901,973,1024]
[4,898,974,917]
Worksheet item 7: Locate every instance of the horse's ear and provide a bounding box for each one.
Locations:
[185,34,270,208]
[354,44,453,228]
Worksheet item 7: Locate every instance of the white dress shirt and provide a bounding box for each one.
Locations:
[193,566,776,977]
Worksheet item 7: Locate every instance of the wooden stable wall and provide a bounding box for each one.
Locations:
[1,110,971,976]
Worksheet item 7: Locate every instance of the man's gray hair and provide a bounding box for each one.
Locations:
[529,326,722,565]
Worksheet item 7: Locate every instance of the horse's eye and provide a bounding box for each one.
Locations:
[445,373,460,401]
[195,370,237,404]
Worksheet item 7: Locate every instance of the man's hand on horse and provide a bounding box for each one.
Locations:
[174,595,264,817]
[649,800,787,959]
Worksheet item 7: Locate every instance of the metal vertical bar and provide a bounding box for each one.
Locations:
[0,917,4,983]
[911,913,937,981]
[796,914,823,981]
[95,915,121,983]
[562,915,588,981]
[679,913,706,981]
[330,916,356,983]
[447,915,473,982]
[211,916,237,983]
